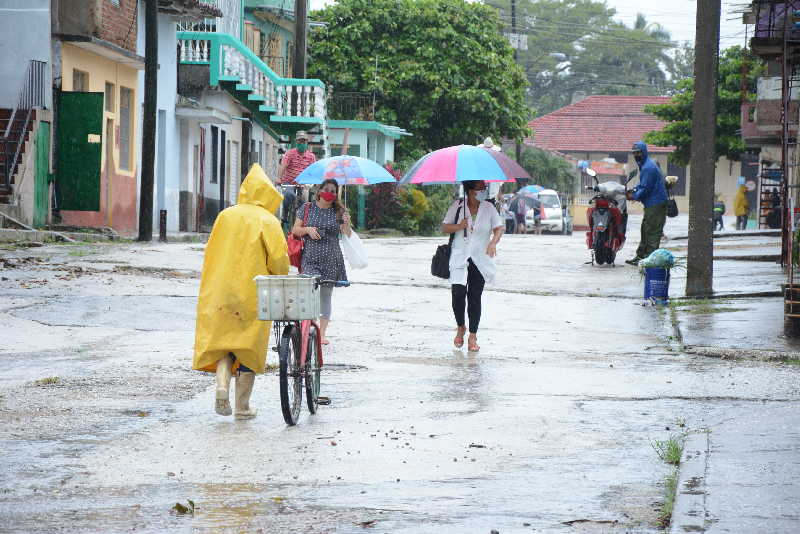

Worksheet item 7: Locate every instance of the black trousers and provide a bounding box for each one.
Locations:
[451,259,485,334]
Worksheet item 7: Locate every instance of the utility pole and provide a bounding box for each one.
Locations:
[294,0,307,78]
[138,0,158,241]
[686,0,721,296]
[512,0,522,164]
[291,0,307,117]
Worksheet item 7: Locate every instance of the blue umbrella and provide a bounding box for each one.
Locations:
[295,155,397,185]
[519,184,544,194]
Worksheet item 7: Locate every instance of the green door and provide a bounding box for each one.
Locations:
[33,121,50,227]
[56,92,103,211]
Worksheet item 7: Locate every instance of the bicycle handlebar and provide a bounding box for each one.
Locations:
[316,279,350,288]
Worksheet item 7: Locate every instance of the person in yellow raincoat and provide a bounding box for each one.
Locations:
[734,184,750,231]
[193,164,290,419]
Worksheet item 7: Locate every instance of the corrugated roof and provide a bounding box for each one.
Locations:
[527,95,675,154]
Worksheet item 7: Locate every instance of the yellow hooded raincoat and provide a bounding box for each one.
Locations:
[734,185,749,216]
[193,164,290,374]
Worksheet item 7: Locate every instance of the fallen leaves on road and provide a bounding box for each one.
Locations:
[171,500,195,515]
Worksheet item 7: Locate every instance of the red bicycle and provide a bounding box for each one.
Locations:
[268,278,348,425]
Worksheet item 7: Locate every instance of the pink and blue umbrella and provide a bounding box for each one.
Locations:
[400,145,531,184]
[295,155,396,185]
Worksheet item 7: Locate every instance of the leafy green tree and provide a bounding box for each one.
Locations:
[643,46,765,166]
[308,0,530,157]
[484,2,678,113]
[668,42,695,84]
[569,14,675,96]
[516,147,575,193]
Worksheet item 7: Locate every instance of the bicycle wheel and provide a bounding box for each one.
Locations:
[279,324,302,425]
[305,327,321,414]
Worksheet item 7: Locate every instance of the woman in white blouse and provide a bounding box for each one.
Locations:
[441,180,504,352]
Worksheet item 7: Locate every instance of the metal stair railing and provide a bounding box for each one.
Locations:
[1,60,47,194]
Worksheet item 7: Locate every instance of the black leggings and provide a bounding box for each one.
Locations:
[451,259,485,334]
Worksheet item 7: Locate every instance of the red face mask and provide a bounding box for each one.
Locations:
[319,191,337,202]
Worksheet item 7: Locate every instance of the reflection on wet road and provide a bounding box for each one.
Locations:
[1,236,798,532]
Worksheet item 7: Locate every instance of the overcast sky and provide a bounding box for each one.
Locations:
[308,0,748,51]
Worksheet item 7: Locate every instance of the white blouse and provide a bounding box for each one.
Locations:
[442,198,504,285]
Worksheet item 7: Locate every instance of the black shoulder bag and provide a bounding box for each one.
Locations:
[431,200,464,279]
[666,188,679,218]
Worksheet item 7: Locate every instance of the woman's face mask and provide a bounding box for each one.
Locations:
[471,181,488,200]
[319,191,337,202]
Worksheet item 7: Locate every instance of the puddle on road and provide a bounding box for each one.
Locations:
[0,482,418,533]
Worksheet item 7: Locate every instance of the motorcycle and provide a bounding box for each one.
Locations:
[584,168,632,265]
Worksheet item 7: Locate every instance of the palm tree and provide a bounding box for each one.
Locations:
[630,13,675,87]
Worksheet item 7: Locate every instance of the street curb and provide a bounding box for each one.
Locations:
[714,255,780,262]
[0,229,112,243]
[683,346,800,361]
[669,230,781,240]
[670,431,711,534]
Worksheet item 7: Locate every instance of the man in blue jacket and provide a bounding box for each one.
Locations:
[625,141,668,266]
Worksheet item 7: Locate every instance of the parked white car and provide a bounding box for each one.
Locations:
[525,189,565,233]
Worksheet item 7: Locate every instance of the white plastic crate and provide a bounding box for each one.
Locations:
[254,275,320,321]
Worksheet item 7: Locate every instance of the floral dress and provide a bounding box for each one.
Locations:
[297,202,348,282]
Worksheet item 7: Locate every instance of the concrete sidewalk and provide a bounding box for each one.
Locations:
[672,406,800,533]
[669,295,800,533]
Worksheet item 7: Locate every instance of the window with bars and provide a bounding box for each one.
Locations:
[119,87,133,170]
[73,69,89,92]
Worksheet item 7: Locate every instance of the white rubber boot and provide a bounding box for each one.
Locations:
[214,354,233,416]
[234,371,257,420]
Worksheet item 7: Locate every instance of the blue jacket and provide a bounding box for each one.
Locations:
[631,141,668,208]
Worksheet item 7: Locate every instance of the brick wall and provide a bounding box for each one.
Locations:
[98,0,138,53]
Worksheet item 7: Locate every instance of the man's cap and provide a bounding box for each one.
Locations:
[296,130,309,141]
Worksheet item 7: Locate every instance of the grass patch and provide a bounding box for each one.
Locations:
[657,470,679,528]
[652,434,685,466]
[686,304,745,315]
[669,299,745,315]
[653,432,686,528]
[67,248,97,257]
[669,298,721,308]
[33,376,60,386]
[784,358,800,366]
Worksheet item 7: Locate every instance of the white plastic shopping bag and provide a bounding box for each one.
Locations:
[340,231,368,269]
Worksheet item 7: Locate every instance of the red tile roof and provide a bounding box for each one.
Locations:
[527,95,675,154]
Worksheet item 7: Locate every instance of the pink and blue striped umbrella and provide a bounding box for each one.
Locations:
[399,145,531,185]
[295,155,396,185]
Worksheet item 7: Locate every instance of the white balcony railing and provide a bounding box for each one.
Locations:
[177,32,327,123]
[275,84,326,122]
[221,44,277,110]
[177,0,241,39]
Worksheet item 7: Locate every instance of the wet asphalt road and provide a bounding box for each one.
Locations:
[0,231,798,533]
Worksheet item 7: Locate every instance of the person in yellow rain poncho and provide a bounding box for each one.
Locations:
[193,164,289,419]
[734,183,750,231]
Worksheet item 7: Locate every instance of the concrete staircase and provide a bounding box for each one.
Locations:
[0,108,36,204]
